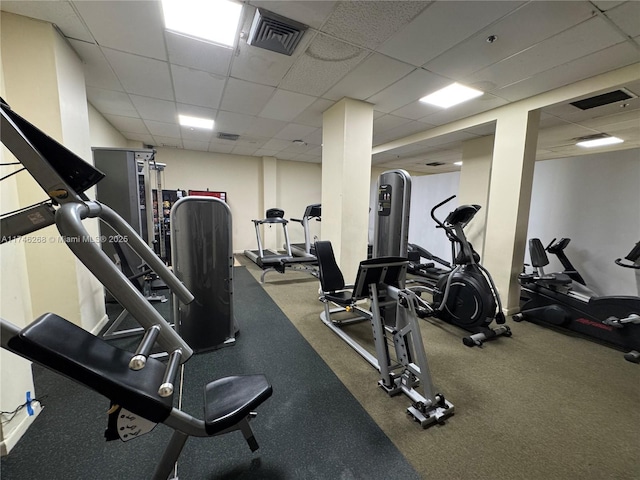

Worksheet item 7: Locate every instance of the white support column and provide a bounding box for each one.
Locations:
[321,98,374,281]
[261,156,278,251]
[458,135,495,258]
[483,108,540,314]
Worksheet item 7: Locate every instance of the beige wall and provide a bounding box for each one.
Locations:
[88,103,130,148]
[0,38,41,455]
[0,12,107,452]
[157,148,322,253]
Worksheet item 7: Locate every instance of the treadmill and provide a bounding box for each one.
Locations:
[244,208,293,269]
[289,204,321,258]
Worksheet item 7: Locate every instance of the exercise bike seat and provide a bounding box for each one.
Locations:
[529,238,573,286]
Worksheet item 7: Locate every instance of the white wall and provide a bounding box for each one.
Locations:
[527,149,639,296]
[402,148,639,297]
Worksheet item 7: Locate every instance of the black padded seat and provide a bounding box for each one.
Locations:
[7,313,173,423]
[325,291,354,306]
[204,375,272,435]
[542,272,573,286]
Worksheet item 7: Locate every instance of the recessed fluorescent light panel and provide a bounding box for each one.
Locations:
[420,83,484,109]
[161,0,242,47]
[179,114,214,130]
[576,136,623,148]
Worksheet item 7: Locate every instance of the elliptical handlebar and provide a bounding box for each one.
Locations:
[430,195,456,229]
[615,241,640,269]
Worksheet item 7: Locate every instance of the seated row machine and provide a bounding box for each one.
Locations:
[0,98,273,479]
[315,240,454,427]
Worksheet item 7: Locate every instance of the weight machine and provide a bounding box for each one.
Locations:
[0,98,272,479]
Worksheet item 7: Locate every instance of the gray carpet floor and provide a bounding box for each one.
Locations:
[240,254,640,480]
[0,266,420,479]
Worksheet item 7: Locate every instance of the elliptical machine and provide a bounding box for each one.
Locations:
[514,238,640,363]
[373,169,510,347]
[410,195,510,346]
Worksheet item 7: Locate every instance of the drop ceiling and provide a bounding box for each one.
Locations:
[1,0,639,174]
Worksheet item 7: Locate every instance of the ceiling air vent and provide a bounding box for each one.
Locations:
[425,162,445,167]
[247,8,308,56]
[217,132,239,141]
[570,89,635,110]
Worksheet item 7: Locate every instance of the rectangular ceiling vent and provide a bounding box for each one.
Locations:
[217,132,239,141]
[425,162,445,167]
[247,8,308,56]
[570,89,635,110]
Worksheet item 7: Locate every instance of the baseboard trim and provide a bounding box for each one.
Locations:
[1,405,41,456]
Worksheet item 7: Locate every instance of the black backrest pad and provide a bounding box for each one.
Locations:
[314,240,345,292]
[352,257,407,299]
[7,313,173,423]
[529,238,550,268]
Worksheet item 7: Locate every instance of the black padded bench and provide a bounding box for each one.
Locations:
[3,313,272,479]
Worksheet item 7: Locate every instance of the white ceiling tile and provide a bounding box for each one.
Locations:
[262,138,292,151]
[424,1,596,80]
[254,148,280,157]
[176,104,218,122]
[209,143,235,154]
[220,78,275,115]
[152,136,183,148]
[103,114,149,135]
[279,34,369,97]
[86,87,138,117]
[103,49,174,100]
[544,90,640,125]
[390,101,440,121]
[259,90,317,122]
[183,140,210,152]
[181,126,214,142]
[324,54,416,101]
[374,115,414,135]
[215,111,254,135]
[235,136,269,148]
[367,69,450,113]
[591,1,626,11]
[1,1,94,42]
[467,17,624,91]
[166,32,233,75]
[145,120,180,138]
[321,1,428,49]
[420,94,509,126]
[246,116,289,137]
[496,41,640,102]
[170,64,226,109]
[68,40,122,91]
[292,99,336,127]
[232,145,259,156]
[415,130,481,149]
[73,0,166,60]
[605,1,640,38]
[374,121,432,145]
[274,124,318,141]
[123,132,155,145]
[378,1,525,66]
[231,40,298,86]
[249,1,337,29]
[302,129,322,146]
[130,96,177,123]
[537,123,597,149]
[582,109,640,130]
